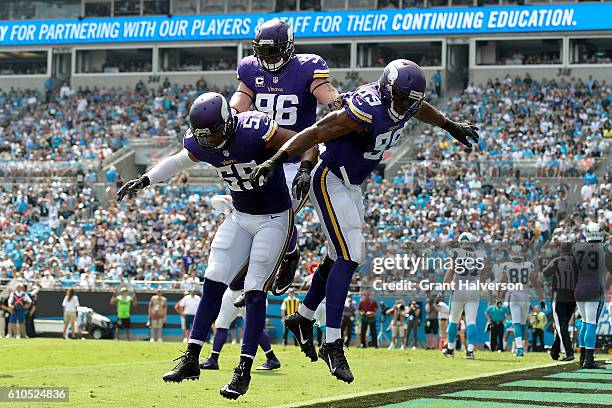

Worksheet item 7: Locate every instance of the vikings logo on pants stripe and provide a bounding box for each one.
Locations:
[311,165,351,261]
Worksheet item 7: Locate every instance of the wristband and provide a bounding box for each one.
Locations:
[441,118,455,133]
[298,160,315,173]
[270,150,289,166]
[141,175,151,187]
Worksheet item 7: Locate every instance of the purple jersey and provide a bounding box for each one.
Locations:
[237,53,329,134]
[183,111,291,215]
[320,82,415,185]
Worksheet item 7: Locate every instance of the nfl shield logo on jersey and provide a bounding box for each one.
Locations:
[273,76,279,84]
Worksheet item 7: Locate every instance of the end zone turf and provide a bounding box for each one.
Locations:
[1,339,565,408]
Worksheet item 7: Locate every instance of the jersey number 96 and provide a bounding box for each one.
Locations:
[255,93,298,126]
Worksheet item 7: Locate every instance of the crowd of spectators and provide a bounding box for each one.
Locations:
[0,64,47,76]
[413,74,610,176]
[493,51,561,66]
[0,73,609,296]
[0,79,236,171]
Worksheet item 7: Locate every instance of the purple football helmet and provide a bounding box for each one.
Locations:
[379,59,426,121]
[253,18,294,72]
[189,92,234,152]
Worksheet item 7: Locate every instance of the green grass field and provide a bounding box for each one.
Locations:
[1,339,558,408]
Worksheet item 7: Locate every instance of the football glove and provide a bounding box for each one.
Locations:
[292,161,314,201]
[442,119,480,152]
[117,175,150,201]
[249,151,288,189]
[540,300,546,311]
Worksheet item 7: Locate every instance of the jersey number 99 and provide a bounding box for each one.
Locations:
[364,128,403,160]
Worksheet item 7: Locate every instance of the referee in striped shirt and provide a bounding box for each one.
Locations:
[281,289,300,346]
[542,243,577,361]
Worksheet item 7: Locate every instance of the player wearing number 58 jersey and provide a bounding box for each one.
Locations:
[230,18,341,296]
[249,59,480,383]
[117,92,317,400]
[497,245,545,357]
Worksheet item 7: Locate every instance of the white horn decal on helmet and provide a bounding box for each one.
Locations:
[220,97,229,121]
[387,62,399,83]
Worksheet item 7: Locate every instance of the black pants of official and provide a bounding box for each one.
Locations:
[341,316,354,346]
[490,322,504,351]
[283,326,298,346]
[532,328,544,351]
[360,316,377,348]
[551,301,576,357]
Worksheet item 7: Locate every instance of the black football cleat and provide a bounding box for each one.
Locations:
[271,250,299,296]
[162,351,200,382]
[466,350,475,360]
[220,362,251,400]
[579,347,586,368]
[285,313,318,362]
[256,359,281,371]
[318,339,354,384]
[199,357,219,370]
[560,354,575,362]
[233,292,245,308]
[442,346,454,358]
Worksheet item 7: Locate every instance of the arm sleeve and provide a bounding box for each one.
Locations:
[145,149,197,185]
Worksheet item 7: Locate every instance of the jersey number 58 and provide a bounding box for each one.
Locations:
[217,161,257,192]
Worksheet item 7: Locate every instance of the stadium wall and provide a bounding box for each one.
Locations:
[32,289,573,346]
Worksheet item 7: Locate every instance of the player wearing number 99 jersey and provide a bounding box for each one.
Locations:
[230,18,342,296]
[248,59,480,383]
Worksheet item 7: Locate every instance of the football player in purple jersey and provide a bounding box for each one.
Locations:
[250,59,479,383]
[117,92,316,399]
[228,18,341,297]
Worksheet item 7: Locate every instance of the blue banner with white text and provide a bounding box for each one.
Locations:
[0,4,611,47]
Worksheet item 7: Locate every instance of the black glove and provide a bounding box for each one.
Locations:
[540,300,546,311]
[116,175,150,201]
[292,161,314,201]
[442,119,480,152]
[249,151,288,189]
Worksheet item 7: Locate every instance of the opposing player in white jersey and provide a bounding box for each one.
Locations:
[497,244,545,357]
[573,222,612,369]
[442,232,489,359]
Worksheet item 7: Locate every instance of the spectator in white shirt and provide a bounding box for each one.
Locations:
[40,271,56,288]
[180,290,201,343]
[62,288,80,339]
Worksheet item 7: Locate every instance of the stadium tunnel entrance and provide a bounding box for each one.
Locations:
[446,41,469,94]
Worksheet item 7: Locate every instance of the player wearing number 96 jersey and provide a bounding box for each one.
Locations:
[117,92,317,400]
[248,59,480,384]
[229,18,342,297]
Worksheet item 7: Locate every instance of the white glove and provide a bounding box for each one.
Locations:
[211,194,234,215]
